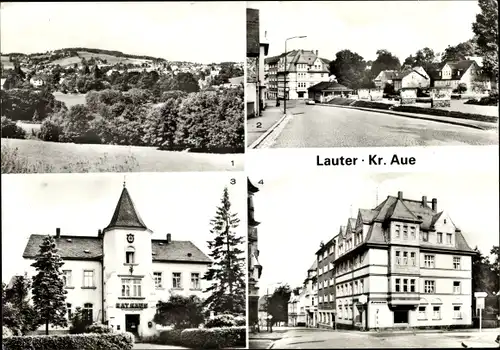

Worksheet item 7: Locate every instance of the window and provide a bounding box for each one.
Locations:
[190,272,200,290]
[453,257,461,270]
[359,280,364,293]
[446,233,452,244]
[403,252,408,265]
[83,303,93,322]
[154,272,162,289]
[453,306,462,319]
[125,247,135,264]
[410,279,416,292]
[424,255,435,268]
[437,232,443,244]
[395,251,401,265]
[410,252,416,266]
[410,226,416,240]
[121,278,142,297]
[63,270,72,287]
[424,280,435,294]
[403,279,409,292]
[395,278,401,292]
[422,231,429,242]
[432,306,441,320]
[354,281,358,294]
[453,281,461,294]
[403,226,408,239]
[395,225,401,238]
[173,272,182,289]
[67,303,72,320]
[418,306,427,320]
[83,270,94,288]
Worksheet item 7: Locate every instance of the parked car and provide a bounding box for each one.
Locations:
[306,99,316,105]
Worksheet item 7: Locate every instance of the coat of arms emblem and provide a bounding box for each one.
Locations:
[127,233,134,243]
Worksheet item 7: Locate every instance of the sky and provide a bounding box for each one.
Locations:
[1,172,246,284]
[0,2,244,64]
[247,170,499,295]
[250,0,481,62]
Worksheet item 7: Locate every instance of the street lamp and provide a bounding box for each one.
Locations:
[284,35,307,115]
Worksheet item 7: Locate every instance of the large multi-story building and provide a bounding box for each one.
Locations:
[316,191,475,330]
[264,55,280,100]
[22,185,211,338]
[271,49,330,100]
[248,178,263,328]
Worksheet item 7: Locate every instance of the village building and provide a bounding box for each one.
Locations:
[21,184,211,338]
[392,66,431,91]
[429,60,491,93]
[307,81,353,103]
[248,178,263,328]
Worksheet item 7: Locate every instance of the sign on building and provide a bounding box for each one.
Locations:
[247,57,257,84]
[369,89,383,101]
[400,88,417,105]
[430,87,452,108]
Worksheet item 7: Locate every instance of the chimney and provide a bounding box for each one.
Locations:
[422,196,427,207]
[166,233,171,244]
[56,228,61,238]
[98,229,102,238]
[431,198,437,212]
[397,191,403,199]
[315,50,318,56]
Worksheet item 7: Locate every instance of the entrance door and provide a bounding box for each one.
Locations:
[393,309,409,324]
[125,314,140,336]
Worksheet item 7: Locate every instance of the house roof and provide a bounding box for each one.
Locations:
[392,67,429,81]
[22,234,211,263]
[308,259,318,272]
[429,60,476,81]
[104,187,148,232]
[248,178,259,193]
[247,9,260,56]
[265,56,281,65]
[308,81,353,92]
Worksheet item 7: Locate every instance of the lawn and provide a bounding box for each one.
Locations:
[53,91,87,107]
[1,138,244,173]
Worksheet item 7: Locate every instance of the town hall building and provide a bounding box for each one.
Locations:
[22,184,212,338]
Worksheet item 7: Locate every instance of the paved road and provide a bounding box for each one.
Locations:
[133,343,188,349]
[263,104,498,148]
[264,328,500,349]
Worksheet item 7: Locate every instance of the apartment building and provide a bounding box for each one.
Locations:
[322,191,475,330]
[316,232,338,329]
[248,178,263,327]
[264,55,280,100]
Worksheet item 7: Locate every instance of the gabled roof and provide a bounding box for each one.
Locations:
[430,60,476,81]
[359,209,377,223]
[104,187,148,232]
[248,178,259,193]
[308,259,318,272]
[265,56,281,64]
[23,234,211,263]
[308,81,353,92]
[386,200,420,222]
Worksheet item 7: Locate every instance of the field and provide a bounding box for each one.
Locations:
[48,51,152,67]
[53,91,87,107]
[1,138,244,173]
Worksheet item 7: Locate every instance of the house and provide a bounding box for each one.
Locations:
[373,70,398,89]
[248,178,263,328]
[276,49,330,100]
[303,260,318,327]
[392,66,430,91]
[288,287,303,326]
[308,81,353,102]
[429,60,491,93]
[21,185,211,338]
[258,294,270,328]
[29,76,45,88]
[318,191,475,330]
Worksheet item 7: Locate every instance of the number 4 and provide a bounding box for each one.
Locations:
[258,180,264,185]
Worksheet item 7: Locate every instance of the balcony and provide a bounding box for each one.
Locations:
[389,293,420,306]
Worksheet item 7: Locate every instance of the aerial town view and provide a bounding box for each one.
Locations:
[247,0,498,149]
[1,2,245,173]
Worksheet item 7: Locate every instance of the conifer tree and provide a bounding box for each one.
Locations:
[31,235,68,335]
[202,187,245,315]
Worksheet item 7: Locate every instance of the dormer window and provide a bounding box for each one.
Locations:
[126,246,135,264]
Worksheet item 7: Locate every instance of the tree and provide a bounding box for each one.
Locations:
[69,307,92,334]
[370,49,401,78]
[154,295,205,329]
[2,274,39,335]
[202,187,245,315]
[267,285,291,326]
[176,72,200,93]
[404,47,438,72]
[491,246,500,278]
[472,0,499,86]
[472,246,498,295]
[142,95,182,150]
[329,50,368,89]
[442,39,479,62]
[31,235,68,335]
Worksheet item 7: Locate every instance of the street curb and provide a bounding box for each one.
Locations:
[317,103,496,131]
[266,341,275,349]
[248,112,288,149]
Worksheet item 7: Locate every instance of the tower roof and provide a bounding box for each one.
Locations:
[104,186,147,232]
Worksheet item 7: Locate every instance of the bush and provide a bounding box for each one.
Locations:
[39,117,62,142]
[158,329,183,346]
[328,98,356,106]
[85,323,113,334]
[2,332,134,350]
[353,100,392,110]
[392,105,498,123]
[465,93,499,106]
[234,315,246,326]
[179,326,246,349]
[1,117,26,139]
[205,314,236,328]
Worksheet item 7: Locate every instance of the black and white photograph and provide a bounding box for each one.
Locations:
[247,0,498,149]
[1,2,245,173]
[247,170,499,348]
[1,172,247,349]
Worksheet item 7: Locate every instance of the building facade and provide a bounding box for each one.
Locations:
[276,49,330,100]
[323,191,475,330]
[22,185,211,338]
[430,60,491,93]
[264,55,280,100]
[392,66,431,91]
[316,233,338,329]
[248,178,263,328]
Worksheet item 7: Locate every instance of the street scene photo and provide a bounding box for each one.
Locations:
[247,0,498,149]
[1,2,245,173]
[247,170,499,348]
[1,172,247,349]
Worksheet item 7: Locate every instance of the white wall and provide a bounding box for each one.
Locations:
[152,262,209,301]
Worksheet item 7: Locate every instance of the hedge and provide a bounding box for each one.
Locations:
[158,329,183,346]
[391,105,498,123]
[179,326,246,349]
[352,100,392,110]
[2,332,134,350]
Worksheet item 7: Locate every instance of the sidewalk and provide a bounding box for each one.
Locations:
[318,103,498,131]
[246,105,285,148]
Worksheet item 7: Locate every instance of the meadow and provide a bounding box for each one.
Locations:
[49,51,151,67]
[1,138,244,173]
[53,91,88,108]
